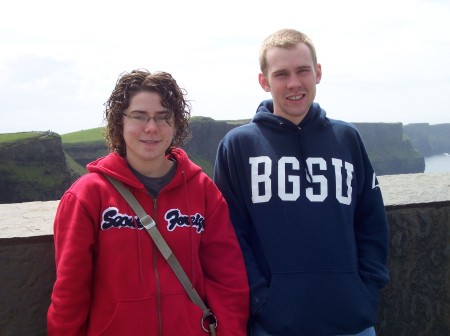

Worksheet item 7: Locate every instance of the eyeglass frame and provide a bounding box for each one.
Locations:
[123,111,174,127]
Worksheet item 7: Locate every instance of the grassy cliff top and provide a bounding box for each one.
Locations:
[61,127,105,143]
[0,132,44,143]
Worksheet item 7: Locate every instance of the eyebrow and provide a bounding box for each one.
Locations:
[273,65,312,74]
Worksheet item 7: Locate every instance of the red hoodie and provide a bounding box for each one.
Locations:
[47,148,249,335]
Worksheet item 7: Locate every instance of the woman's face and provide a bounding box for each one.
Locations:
[122,91,175,174]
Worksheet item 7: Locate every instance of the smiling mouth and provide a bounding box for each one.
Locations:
[287,94,305,101]
[141,139,160,144]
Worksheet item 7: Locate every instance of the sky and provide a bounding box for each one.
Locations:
[1,0,450,135]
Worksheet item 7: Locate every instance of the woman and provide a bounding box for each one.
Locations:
[47,69,249,335]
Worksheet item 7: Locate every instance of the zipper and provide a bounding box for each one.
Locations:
[153,197,163,336]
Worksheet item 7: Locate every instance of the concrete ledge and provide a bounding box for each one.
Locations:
[379,173,450,206]
[1,173,449,239]
[0,200,58,239]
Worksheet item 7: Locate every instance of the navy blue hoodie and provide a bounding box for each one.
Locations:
[214,100,389,335]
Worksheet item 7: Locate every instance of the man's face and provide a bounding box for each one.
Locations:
[259,42,322,125]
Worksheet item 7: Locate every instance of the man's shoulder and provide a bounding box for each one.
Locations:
[222,122,260,142]
[327,117,360,135]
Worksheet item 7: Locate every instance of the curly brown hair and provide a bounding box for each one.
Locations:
[104,69,191,156]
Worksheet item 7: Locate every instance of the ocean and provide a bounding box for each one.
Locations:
[424,153,450,173]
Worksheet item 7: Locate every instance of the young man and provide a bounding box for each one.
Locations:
[214,29,389,336]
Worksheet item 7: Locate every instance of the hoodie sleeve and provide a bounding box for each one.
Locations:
[354,133,390,297]
[47,190,96,336]
[199,179,249,336]
[214,138,270,316]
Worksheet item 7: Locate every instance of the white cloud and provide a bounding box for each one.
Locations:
[1,0,450,134]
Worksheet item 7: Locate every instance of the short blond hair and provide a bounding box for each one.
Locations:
[259,29,318,75]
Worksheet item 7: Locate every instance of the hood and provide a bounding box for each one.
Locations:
[253,99,332,184]
[86,148,202,190]
[254,99,331,131]
[87,152,140,188]
[165,147,203,189]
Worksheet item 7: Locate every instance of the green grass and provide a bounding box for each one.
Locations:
[65,153,87,176]
[61,127,105,143]
[0,161,65,187]
[0,132,42,143]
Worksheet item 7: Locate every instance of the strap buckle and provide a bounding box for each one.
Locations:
[201,310,217,333]
[140,215,156,230]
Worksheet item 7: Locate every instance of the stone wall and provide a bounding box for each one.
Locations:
[0,201,57,335]
[379,204,449,335]
[0,175,449,335]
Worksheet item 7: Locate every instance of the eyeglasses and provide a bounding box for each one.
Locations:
[123,112,173,127]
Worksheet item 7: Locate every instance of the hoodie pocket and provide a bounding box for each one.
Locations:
[96,297,158,335]
[256,271,379,335]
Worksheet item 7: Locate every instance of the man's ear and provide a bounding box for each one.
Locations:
[315,63,322,84]
[258,73,271,92]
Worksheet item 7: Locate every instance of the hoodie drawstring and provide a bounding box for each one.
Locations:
[297,127,314,185]
[133,210,145,284]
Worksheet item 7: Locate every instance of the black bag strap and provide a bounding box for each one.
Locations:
[104,175,217,334]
